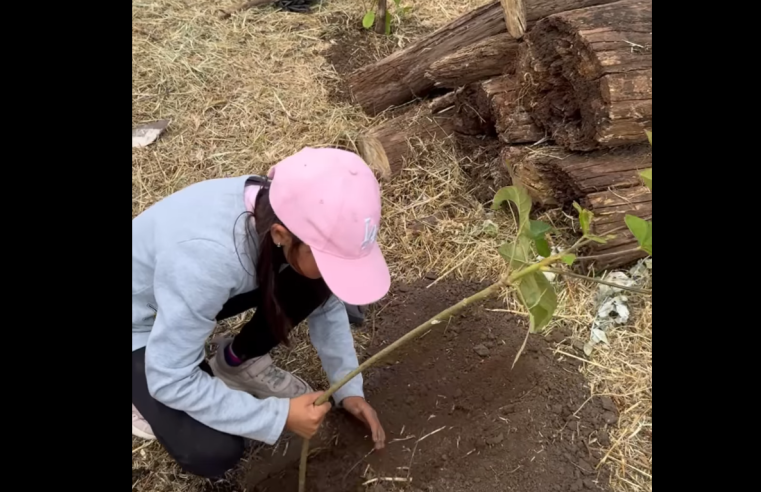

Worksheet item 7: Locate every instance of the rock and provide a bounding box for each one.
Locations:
[567,421,579,432]
[425,271,438,280]
[501,404,516,414]
[486,433,505,445]
[600,396,617,412]
[487,332,497,341]
[484,341,495,349]
[597,430,611,447]
[474,344,490,357]
[573,340,586,351]
[584,479,596,489]
[552,404,564,414]
[602,411,619,425]
[577,459,594,475]
[398,284,412,293]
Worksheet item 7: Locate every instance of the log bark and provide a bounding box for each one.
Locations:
[581,185,651,271]
[521,0,652,150]
[453,75,543,142]
[426,34,519,89]
[429,92,456,114]
[505,144,651,206]
[348,1,507,116]
[500,0,621,38]
[369,108,455,175]
[490,76,544,144]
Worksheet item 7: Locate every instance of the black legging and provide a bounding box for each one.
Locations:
[132,265,330,478]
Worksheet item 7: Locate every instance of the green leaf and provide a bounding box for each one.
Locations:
[362,11,375,29]
[402,5,413,15]
[385,11,392,35]
[562,254,577,266]
[535,237,552,257]
[517,271,557,333]
[498,236,532,270]
[528,220,552,240]
[393,0,401,7]
[640,168,652,191]
[573,202,594,236]
[625,215,652,255]
[493,186,532,233]
[645,130,652,145]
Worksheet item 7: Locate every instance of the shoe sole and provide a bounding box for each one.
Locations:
[132,425,157,441]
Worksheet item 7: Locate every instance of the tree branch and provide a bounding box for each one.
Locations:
[543,268,651,295]
[375,0,388,34]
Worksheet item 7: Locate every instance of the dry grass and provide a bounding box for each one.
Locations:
[132,1,652,491]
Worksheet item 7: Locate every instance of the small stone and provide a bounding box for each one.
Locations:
[501,404,516,414]
[577,459,594,475]
[602,411,619,425]
[484,341,495,349]
[487,332,497,341]
[597,430,611,447]
[552,404,564,415]
[486,433,505,445]
[600,396,617,412]
[568,421,579,432]
[573,340,586,351]
[474,344,490,357]
[398,284,412,293]
[551,330,565,343]
[425,271,438,280]
[584,479,596,489]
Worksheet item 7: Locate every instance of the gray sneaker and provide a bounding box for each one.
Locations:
[209,338,313,399]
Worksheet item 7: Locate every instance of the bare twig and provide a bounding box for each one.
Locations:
[375,0,388,35]
[543,268,652,296]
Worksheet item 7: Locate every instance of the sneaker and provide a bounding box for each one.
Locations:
[132,403,156,440]
[209,338,313,399]
[345,304,366,326]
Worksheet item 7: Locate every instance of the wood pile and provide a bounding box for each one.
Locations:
[353,0,652,271]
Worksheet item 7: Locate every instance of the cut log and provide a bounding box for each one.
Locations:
[348,1,507,116]
[500,0,621,38]
[489,76,544,144]
[505,144,651,205]
[581,185,651,271]
[453,80,499,136]
[368,108,455,175]
[521,0,652,150]
[426,34,519,89]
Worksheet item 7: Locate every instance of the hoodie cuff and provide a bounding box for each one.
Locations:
[261,397,290,445]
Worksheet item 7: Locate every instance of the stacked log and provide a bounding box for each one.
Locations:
[355,0,652,269]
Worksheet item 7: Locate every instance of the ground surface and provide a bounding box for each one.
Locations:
[252,281,613,492]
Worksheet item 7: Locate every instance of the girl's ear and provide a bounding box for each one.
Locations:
[270,224,291,247]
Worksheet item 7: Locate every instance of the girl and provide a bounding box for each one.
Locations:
[132,148,389,478]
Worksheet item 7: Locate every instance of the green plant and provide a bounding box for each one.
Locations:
[363,0,412,35]
[298,136,653,492]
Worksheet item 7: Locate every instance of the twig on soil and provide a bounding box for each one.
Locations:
[362,477,411,486]
[543,268,652,295]
[417,425,447,443]
[555,350,625,374]
[343,449,375,480]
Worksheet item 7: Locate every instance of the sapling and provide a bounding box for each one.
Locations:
[298,135,653,491]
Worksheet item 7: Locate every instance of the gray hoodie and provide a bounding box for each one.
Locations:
[132,176,364,444]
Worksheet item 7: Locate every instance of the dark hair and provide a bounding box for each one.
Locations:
[251,185,329,345]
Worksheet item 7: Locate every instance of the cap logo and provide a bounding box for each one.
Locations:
[361,218,378,250]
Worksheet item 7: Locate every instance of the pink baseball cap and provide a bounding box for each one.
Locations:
[268,147,391,305]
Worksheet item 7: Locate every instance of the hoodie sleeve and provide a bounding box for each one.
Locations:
[144,239,289,444]
[308,294,365,404]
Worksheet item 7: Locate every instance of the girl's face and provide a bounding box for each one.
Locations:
[271,224,322,279]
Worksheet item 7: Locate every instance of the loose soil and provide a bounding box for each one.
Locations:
[250,281,614,492]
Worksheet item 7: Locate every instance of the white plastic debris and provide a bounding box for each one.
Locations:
[584,258,651,356]
[132,120,169,148]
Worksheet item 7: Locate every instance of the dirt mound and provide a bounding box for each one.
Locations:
[251,281,614,491]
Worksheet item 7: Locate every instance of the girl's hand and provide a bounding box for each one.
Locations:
[285,392,332,439]
[342,396,386,450]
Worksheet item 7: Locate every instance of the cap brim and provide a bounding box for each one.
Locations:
[312,245,391,306]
